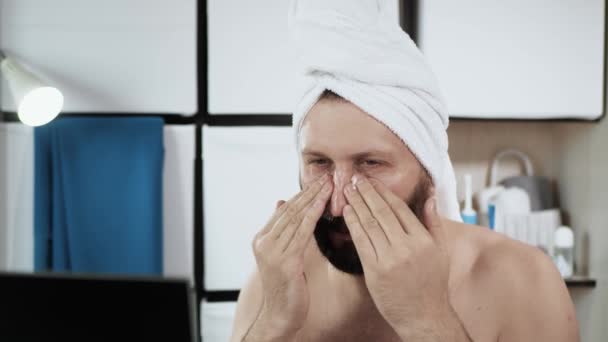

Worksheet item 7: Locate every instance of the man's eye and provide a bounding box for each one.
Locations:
[310,159,328,165]
[362,160,382,167]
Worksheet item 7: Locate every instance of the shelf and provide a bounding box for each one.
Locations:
[565,277,596,288]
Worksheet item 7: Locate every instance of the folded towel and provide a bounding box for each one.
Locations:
[289,0,461,221]
[34,117,164,274]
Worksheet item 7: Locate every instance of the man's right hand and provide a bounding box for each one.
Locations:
[246,174,332,341]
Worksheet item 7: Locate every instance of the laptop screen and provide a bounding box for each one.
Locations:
[0,272,197,341]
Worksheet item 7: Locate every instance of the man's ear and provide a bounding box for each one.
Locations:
[427,185,436,199]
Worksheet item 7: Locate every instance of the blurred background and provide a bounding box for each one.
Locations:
[0,0,606,340]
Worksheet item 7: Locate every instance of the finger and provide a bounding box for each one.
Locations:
[279,181,332,251]
[285,184,332,254]
[422,196,445,244]
[258,177,322,237]
[259,192,307,237]
[276,200,286,209]
[272,176,330,240]
[368,178,428,237]
[344,183,390,252]
[268,174,329,239]
[343,204,377,267]
[268,174,326,224]
[255,200,286,236]
[353,176,407,244]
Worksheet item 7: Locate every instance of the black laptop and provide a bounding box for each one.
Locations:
[0,271,198,341]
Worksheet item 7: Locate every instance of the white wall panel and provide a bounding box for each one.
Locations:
[207,0,399,114]
[207,0,296,114]
[0,123,34,272]
[420,0,605,119]
[202,126,299,290]
[201,301,237,341]
[163,125,195,282]
[0,0,197,114]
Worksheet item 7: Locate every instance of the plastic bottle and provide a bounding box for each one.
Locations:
[461,174,478,225]
[476,186,504,228]
[553,226,574,278]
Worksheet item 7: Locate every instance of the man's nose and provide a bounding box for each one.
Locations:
[329,169,354,217]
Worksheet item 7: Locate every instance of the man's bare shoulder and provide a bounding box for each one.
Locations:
[451,221,579,340]
[449,221,564,293]
[458,222,561,288]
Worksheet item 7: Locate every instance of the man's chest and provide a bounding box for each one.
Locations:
[297,300,499,342]
[292,282,399,341]
[295,316,402,342]
[299,243,502,341]
[295,278,501,342]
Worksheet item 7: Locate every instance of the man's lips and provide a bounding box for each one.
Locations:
[319,215,352,244]
[329,229,352,243]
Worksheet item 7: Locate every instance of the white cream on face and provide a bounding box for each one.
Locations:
[351,175,359,190]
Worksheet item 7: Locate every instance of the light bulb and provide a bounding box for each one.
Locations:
[1,54,64,126]
[17,87,64,126]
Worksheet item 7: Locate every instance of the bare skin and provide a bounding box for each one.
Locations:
[230,99,579,342]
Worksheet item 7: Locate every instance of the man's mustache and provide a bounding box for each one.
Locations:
[317,212,348,233]
[321,211,336,221]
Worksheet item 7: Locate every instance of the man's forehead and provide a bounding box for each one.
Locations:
[300,100,407,156]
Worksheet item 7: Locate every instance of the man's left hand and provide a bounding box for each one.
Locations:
[343,175,466,341]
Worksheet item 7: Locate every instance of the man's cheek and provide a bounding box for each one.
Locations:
[306,167,328,181]
[376,175,419,201]
[301,165,322,181]
[367,176,403,196]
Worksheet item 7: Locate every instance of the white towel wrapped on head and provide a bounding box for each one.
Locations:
[289,0,462,221]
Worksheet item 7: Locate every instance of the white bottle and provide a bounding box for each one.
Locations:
[461,174,478,225]
[553,226,574,278]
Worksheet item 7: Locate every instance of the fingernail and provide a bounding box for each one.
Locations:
[323,182,332,193]
[351,175,358,190]
[343,205,352,215]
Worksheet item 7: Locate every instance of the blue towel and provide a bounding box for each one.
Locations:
[34,117,164,275]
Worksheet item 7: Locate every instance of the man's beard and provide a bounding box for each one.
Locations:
[313,178,432,275]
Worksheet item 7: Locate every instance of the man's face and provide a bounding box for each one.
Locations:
[299,98,432,275]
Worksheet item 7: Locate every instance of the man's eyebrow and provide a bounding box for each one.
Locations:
[301,149,392,159]
[301,149,327,157]
[351,150,393,159]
